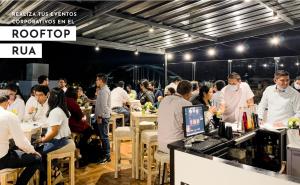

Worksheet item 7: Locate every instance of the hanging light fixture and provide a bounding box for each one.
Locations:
[183,53,192,61]
[207,48,216,57]
[270,36,280,46]
[149,27,154,33]
[236,44,245,53]
[167,53,174,60]
[95,44,100,52]
[134,49,139,55]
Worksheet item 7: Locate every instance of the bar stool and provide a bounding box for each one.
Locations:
[139,121,156,130]
[140,130,158,185]
[47,139,76,185]
[110,112,125,152]
[114,126,134,179]
[0,168,18,185]
[154,151,170,185]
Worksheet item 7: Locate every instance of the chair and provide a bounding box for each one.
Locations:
[110,112,125,152]
[114,126,134,179]
[0,168,18,185]
[154,151,170,185]
[47,139,76,185]
[140,130,158,185]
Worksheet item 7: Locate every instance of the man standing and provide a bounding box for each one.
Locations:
[58,78,68,93]
[164,76,182,95]
[38,75,49,86]
[94,73,111,163]
[222,72,254,123]
[158,80,192,153]
[257,70,300,126]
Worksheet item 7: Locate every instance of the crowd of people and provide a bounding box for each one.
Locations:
[1,70,300,184]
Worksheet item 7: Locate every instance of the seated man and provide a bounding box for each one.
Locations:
[0,91,41,185]
[158,80,192,153]
[111,81,130,124]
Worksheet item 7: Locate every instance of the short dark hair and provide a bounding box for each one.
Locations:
[228,72,241,80]
[214,80,226,91]
[150,81,156,87]
[117,81,125,88]
[274,70,289,79]
[96,73,108,83]
[140,80,151,90]
[59,78,67,84]
[295,76,300,81]
[35,85,49,96]
[65,87,78,100]
[191,81,199,91]
[167,87,176,95]
[173,76,182,82]
[47,88,70,118]
[38,75,48,84]
[177,80,192,96]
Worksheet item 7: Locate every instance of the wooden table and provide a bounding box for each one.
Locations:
[20,122,42,141]
[130,111,158,179]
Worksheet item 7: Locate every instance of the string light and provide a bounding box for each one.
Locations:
[207,48,216,57]
[149,27,154,33]
[183,53,192,61]
[134,49,139,55]
[95,45,100,52]
[270,36,280,46]
[236,44,245,53]
[167,53,174,60]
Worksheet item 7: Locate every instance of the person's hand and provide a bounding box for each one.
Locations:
[82,115,87,121]
[96,116,102,124]
[209,106,217,114]
[32,151,41,157]
[28,107,36,114]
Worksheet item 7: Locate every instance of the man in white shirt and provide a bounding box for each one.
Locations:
[212,80,226,110]
[0,91,41,185]
[164,76,182,95]
[6,84,25,121]
[25,85,38,121]
[222,72,254,123]
[158,80,193,153]
[111,81,130,124]
[257,70,300,127]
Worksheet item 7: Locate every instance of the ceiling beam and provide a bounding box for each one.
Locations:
[256,0,294,25]
[62,37,165,55]
[105,11,217,42]
[167,21,300,53]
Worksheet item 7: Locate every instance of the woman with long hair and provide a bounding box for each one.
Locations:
[139,80,155,105]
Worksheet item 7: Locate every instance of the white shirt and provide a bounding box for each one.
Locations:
[211,91,225,108]
[257,85,300,125]
[158,94,192,153]
[164,82,177,95]
[222,82,254,123]
[0,106,35,158]
[24,100,49,128]
[7,97,25,121]
[24,96,37,121]
[46,107,71,140]
[111,87,130,108]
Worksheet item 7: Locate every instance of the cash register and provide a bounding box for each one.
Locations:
[182,105,231,154]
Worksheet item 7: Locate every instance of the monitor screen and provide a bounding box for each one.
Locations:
[183,105,205,137]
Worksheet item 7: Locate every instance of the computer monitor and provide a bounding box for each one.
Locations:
[183,105,205,138]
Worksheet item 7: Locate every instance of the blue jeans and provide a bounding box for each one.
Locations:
[0,150,42,185]
[94,118,110,158]
[112,106,130,125]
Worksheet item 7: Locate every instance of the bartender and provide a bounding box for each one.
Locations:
[257,70,300,126]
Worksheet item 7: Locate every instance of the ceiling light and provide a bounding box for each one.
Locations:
[244,0,252,2]
[185,34,189,37]
[183,53,192,61]
[236,44,245,53]
[167,53,174,60]
[149,27,154,33]
[95,45,100,52]
[279,64,284,67]
[263,64,268,68]
[270,36,280,46]
[228,60,232,63]
[248,64,252,68]
[296,62,300,66]
[207,48,216,57]
[134,49,139,55]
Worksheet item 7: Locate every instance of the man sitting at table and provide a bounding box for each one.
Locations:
[111,81,130,125]
[158,80,192,153]
[0,91,42,185]
[257,70,300,127]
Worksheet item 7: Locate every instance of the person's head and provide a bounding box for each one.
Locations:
[126,84,132,93]
[96,73,108,88]
[165,87,175,96]
[5,83,18,102]
[294,76,300,90]
[116,81,125,89]
[149,81,156,91]
[30,85,38,97]
[77,86,84,97]
[274,70,290,90]
[199,85,214,102]
[214,80,226,92]
[38,75,49,86]
[58,78,67,89]
[65,87,78,100]
[173,76,182,85]
[0,90,9,109]
[35,85,49,105]
[191,81,199,92]
[140,80,150,92]
[176,80,192,100]
[227,72,241,91]
[47,87,70,118]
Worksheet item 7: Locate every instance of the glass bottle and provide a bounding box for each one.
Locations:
[242,111,248,132]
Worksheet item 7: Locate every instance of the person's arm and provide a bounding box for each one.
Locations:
[69,100,84,121]
[42,125,60,143]
[246,98,254,107]
[8,114,36,154]
[293,93,300,118]
[257,88,268,120]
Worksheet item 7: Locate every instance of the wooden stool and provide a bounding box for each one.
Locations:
[0,169,18,185]
[154,151,170,185]
[114,126,134,179]
[110,112,125,152]
[140,130,158,185]
[47,139,76,185]
[139,121,156,130]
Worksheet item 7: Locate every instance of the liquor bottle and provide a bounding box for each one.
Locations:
[242,111,248,132]
[266,136,273,155]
